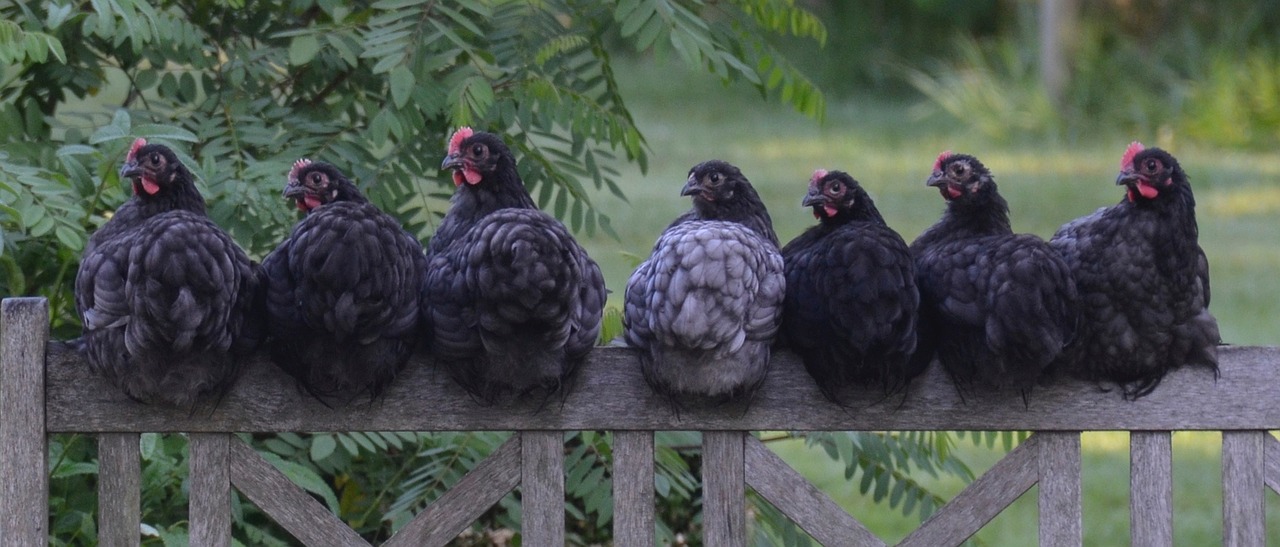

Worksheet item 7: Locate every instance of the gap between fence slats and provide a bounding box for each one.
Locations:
[898,433,1041,547]
[743,435,885,547]
[189,433,232,547]
[384,434,522,547]
[98,433,141,547]
[227,436,370,546]
[521,431,565,547]
[1037,431,1081,547]
[1264,434,1280,494]
[1222,431,1266,547]
[611,430,655,547]
[1130,431,1173,547]
[703,431,747,547]
[0,298,48,547]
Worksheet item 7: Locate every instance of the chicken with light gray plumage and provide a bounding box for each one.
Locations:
[623,160,785,403]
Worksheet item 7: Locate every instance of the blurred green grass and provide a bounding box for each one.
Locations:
[578,57,1280,543]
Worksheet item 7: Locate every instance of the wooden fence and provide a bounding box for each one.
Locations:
[2,296,1279,546]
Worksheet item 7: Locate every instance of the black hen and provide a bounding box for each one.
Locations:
[911,152,1078,395]
[424,127,606,402]
[261,159,427,403]
[623,160,785,402]
[781,170,920,401]
[74,139,261,406]
[1050,142,1219,398]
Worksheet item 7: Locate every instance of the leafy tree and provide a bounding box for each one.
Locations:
[3,1,993,544]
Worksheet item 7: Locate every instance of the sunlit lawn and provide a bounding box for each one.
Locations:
[581,57,1280,543]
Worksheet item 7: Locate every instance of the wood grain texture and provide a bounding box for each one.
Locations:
[189,433,232,547]
[1130,431,1173,547]
[899,434,1041,547]
[612,431,655,547]
[42,343,1278,433]
[520,431,565,547]
[702,431,746,547]
[1,297,48,546]
[743,435,885,547]
[1222,431,1265,547]
[1037,432,1081,547]
[227,437,370,546]
[98,433,141,547]
[384,436,521,547]
[1263,434,1280,495]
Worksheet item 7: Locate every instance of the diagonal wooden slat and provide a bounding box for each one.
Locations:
[190,433,232,546]
[521,431,566,547]
[1130,431,1173,547]
[703,431,747,547]
[98,433,141,547]
[1037,431,1081,546]
[897,434,1041,547]
[227,436,370,547]
[383,435,522,547]
[744,435,885,547]
[611,431,655,547]
[1262,433,1280,495]
[1222,430,1266,546]
[0,298,49,547]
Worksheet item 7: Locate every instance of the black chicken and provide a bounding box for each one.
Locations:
[911,152,1078,395]
[781,169,920,401]
[425,127,606,403]
[261,159,427,403]
[1050,142,1219,398]
[75,139,261,406]
[623,160,785,402]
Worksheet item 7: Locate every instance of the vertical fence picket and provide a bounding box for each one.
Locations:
[98,433,141,546]
[1222,430,1265,546]
[702,431,746,547]
[190,433,232,547]
[0,298,49,547]
[1037,431,1082,546]
[1130,431,1173,547]
[521,430,565,547]
[612,430,655,546]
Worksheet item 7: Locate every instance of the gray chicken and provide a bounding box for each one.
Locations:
[623,160,785,402]
[75,139,262,406]
[425,127,606,403]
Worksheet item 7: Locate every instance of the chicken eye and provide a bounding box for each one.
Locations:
[828,181,843,194]
[470,144,486,157]
[310,173,324,185]
[709,172,722,184]
[1144,159,1159,172]
[951,163,967,176]
[149,153,161,165]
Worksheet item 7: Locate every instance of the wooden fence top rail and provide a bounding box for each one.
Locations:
[39,340,1280,433]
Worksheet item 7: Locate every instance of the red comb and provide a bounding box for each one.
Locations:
[933,150,952,172]
[288,158,312,182]
[809,169,829,185]
[448,127,474,155]
[126,138,147,162]
[1120,141,1144,169]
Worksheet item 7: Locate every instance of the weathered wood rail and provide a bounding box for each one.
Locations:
[2,296,1279,546]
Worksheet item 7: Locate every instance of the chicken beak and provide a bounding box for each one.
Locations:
[283,182,306,199]
[441,153,464,171]
[119,161,141,180]
[680,175,702,197]
[1115,170,1139,186]
[801,189,825,207]
[925,172,946,188]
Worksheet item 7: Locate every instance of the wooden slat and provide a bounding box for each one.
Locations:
[1222,431,1266,546]
[702,431,746,547]
[227,437,370,546]
[0,297,49,546]
[521,431,565,547]
[743,435,884,547]
[899,434,1041,547]
[384,435,521,547]
[98,433,141,546]
[1263,434,1280,494]
[190,433,232,546]
[612,431,655,547]
[43,344,1280,433]
[1037,431,1081,546]
[1130,431,1173,546]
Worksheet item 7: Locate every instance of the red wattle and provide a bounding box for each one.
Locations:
[304,195,322,210]
[1137,182,1158,199]
[824,205,838,217]
[142,178,160,195]
[452,171,464,187]
[464,167,482,185]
